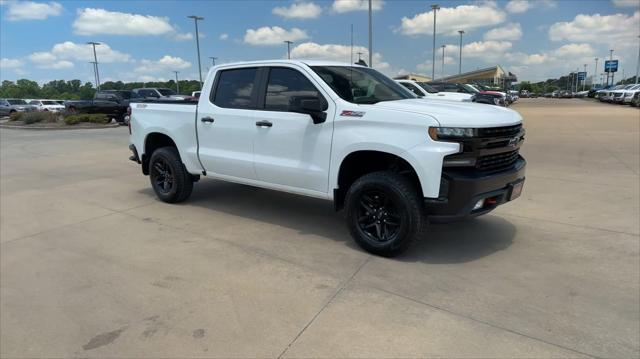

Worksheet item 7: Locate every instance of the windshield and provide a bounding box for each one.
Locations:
[311,66,412,104]
[7,99,27,105]
[461,84,479,94]
[416,82,438,93]
[42,100,58,105]
[158,88,177,96]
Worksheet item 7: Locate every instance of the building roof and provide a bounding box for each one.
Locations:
[439,65,506,82]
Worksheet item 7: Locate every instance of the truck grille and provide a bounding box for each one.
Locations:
[477,124,522,138]
[476,149,520,171]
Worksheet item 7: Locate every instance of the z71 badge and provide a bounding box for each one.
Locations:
[340,110,365,117]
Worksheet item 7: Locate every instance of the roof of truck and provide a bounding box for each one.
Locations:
[213,59,368,68]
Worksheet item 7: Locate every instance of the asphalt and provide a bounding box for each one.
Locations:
[1,98,638,358]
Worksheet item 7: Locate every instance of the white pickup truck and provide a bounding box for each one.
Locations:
[396,79,473,102]
[129,60,526,256]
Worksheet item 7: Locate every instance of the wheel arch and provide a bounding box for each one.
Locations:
[142,132,179,175]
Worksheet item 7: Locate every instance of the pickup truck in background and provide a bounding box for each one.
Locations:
[65,90,141,122]
[428,82,507,106]
[133,88,188,100]
[129,60,526,256]
[395,80,473,102]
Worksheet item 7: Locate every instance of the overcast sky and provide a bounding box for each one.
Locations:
[1,0,638,84]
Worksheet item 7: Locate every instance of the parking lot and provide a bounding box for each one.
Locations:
[1,98,638,358]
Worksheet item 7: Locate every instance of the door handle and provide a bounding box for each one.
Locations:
[201,117,215,123]
[255,120,272,127]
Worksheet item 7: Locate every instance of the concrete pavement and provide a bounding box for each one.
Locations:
[1,99,638,358]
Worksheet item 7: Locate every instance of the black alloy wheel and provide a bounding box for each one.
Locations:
[148,147,194,203]
[356,190,402,244]
[151,157,174,194]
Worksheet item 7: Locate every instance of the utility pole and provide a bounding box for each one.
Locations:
[593,58,598,87]
[368,0,373,67]
[636,35,639,84]
[609,49,614,86]
[441,45,446,79]
[209,57,218,66]
[431,4,440,80]
[88,61,97,90]
[583,64,587,91]
[284,40,293,59]
[86,42,101,91]
[173,71,180,94]
[188,15,204,89]
[458,30,464,74]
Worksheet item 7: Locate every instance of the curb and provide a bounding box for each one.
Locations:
[0,122,122,130]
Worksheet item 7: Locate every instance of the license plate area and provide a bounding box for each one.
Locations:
[509,180,524,201]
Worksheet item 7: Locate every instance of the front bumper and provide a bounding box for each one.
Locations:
[425,157,526,222]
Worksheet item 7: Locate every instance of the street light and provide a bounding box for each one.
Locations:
[458,30,464,74]
[593,57,599,87]
[88,61,97,90]
[86,42,101,91]
[441,45,446,79]
[608,49,614,86]
[173,71,180,94]
[209,57,218,66]
[635,35,639,84]
[368,0,373,67]
[431,4,440,80]
[284,40,293,59]
[583,64,587,91]
[187,15,204,89]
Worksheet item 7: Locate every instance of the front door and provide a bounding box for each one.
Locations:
[252,66,334,194]
[196,67,260,180]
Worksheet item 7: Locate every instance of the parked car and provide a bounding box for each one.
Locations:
[0,99,38,116]
[611,84,639,104]
[428,82,506,106]
[133,88,187,100]
[191,91,201,98]
[631,92,640,107]
[28,99,65,112]
[128,60,526,257]
[623,84,640,105]
[395,80,473,102]
[65,90,141,122]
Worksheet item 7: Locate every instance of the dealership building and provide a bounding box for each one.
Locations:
[394,65,517,88]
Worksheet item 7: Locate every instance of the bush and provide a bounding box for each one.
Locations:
[18,111,59,124]
[64,114,110,125]
[9,112,23,121]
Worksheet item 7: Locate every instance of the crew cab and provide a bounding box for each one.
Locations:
[128,60,526,256]
[395,80,473,102]
[134,88,187,100]
[65,90,141,122]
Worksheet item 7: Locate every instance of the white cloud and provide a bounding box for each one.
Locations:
[612,0,640,8]
[484,23,522,41]
[134,55,191,74]
[462,40,513,58]
[244,26,309,45]
[289,41,393,74]
[503,43,597,80]
[0,58,23,68]
[219,33,229,40]
[505,0,531,13]
[173,32,193,41]
[4,1,62,21]
[273,2,322,19]
[50,41,132,63]
[549,11,640,44]
[28,52,57,63]
[38,60,74,70]
[73,8,175,36]
[331,0,383,13]
[399,4,506,36]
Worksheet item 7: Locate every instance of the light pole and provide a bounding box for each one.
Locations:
[188,15,204,89]
[635,35,639,84]
[583,64,587,91]
[441,45,446,79]
[88,61,97,89]
[209,57,218,66]
[593,58,598,87]
[458,30,464,74]
[86,42,101,91]
[173,71,180,94]
[609,49,614,86]
[368,0,373,67]
[284,40,293,59]
[431,4,440,80]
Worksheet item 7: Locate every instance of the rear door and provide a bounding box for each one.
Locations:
[252,66,334,194]
[196,67,261,180]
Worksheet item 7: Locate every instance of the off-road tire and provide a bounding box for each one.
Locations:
[149,147,193,203]
[345,171,426,257]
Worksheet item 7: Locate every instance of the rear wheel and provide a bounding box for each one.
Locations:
[149,147,193,203]
[345,171,425,257]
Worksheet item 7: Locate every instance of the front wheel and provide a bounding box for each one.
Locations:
[149,147,193,203]
[345,171,426,257]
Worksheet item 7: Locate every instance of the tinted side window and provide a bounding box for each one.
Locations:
[430,84,444,92]
[265,68,320,111]
[213,68,258,109]
[400,83,422,96]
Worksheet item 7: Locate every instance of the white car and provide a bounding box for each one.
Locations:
[128,60,525,256]
[621,84,640,104]
[28,99,65,112]
[396,80,473,102]
[611,84,636,104]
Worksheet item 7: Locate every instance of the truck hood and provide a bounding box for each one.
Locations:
[372,99,522,128]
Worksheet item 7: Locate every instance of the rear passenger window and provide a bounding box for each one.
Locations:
[265,67,320,111]
[213,68,258,109]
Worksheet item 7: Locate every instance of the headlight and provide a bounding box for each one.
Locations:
[428,127,475,140]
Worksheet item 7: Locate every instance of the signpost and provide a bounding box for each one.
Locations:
[605,60,619,85]
[577,72,587,92]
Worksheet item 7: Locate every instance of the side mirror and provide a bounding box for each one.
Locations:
[290,97,328,124]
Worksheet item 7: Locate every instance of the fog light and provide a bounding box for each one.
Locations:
[473,199,484,211]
